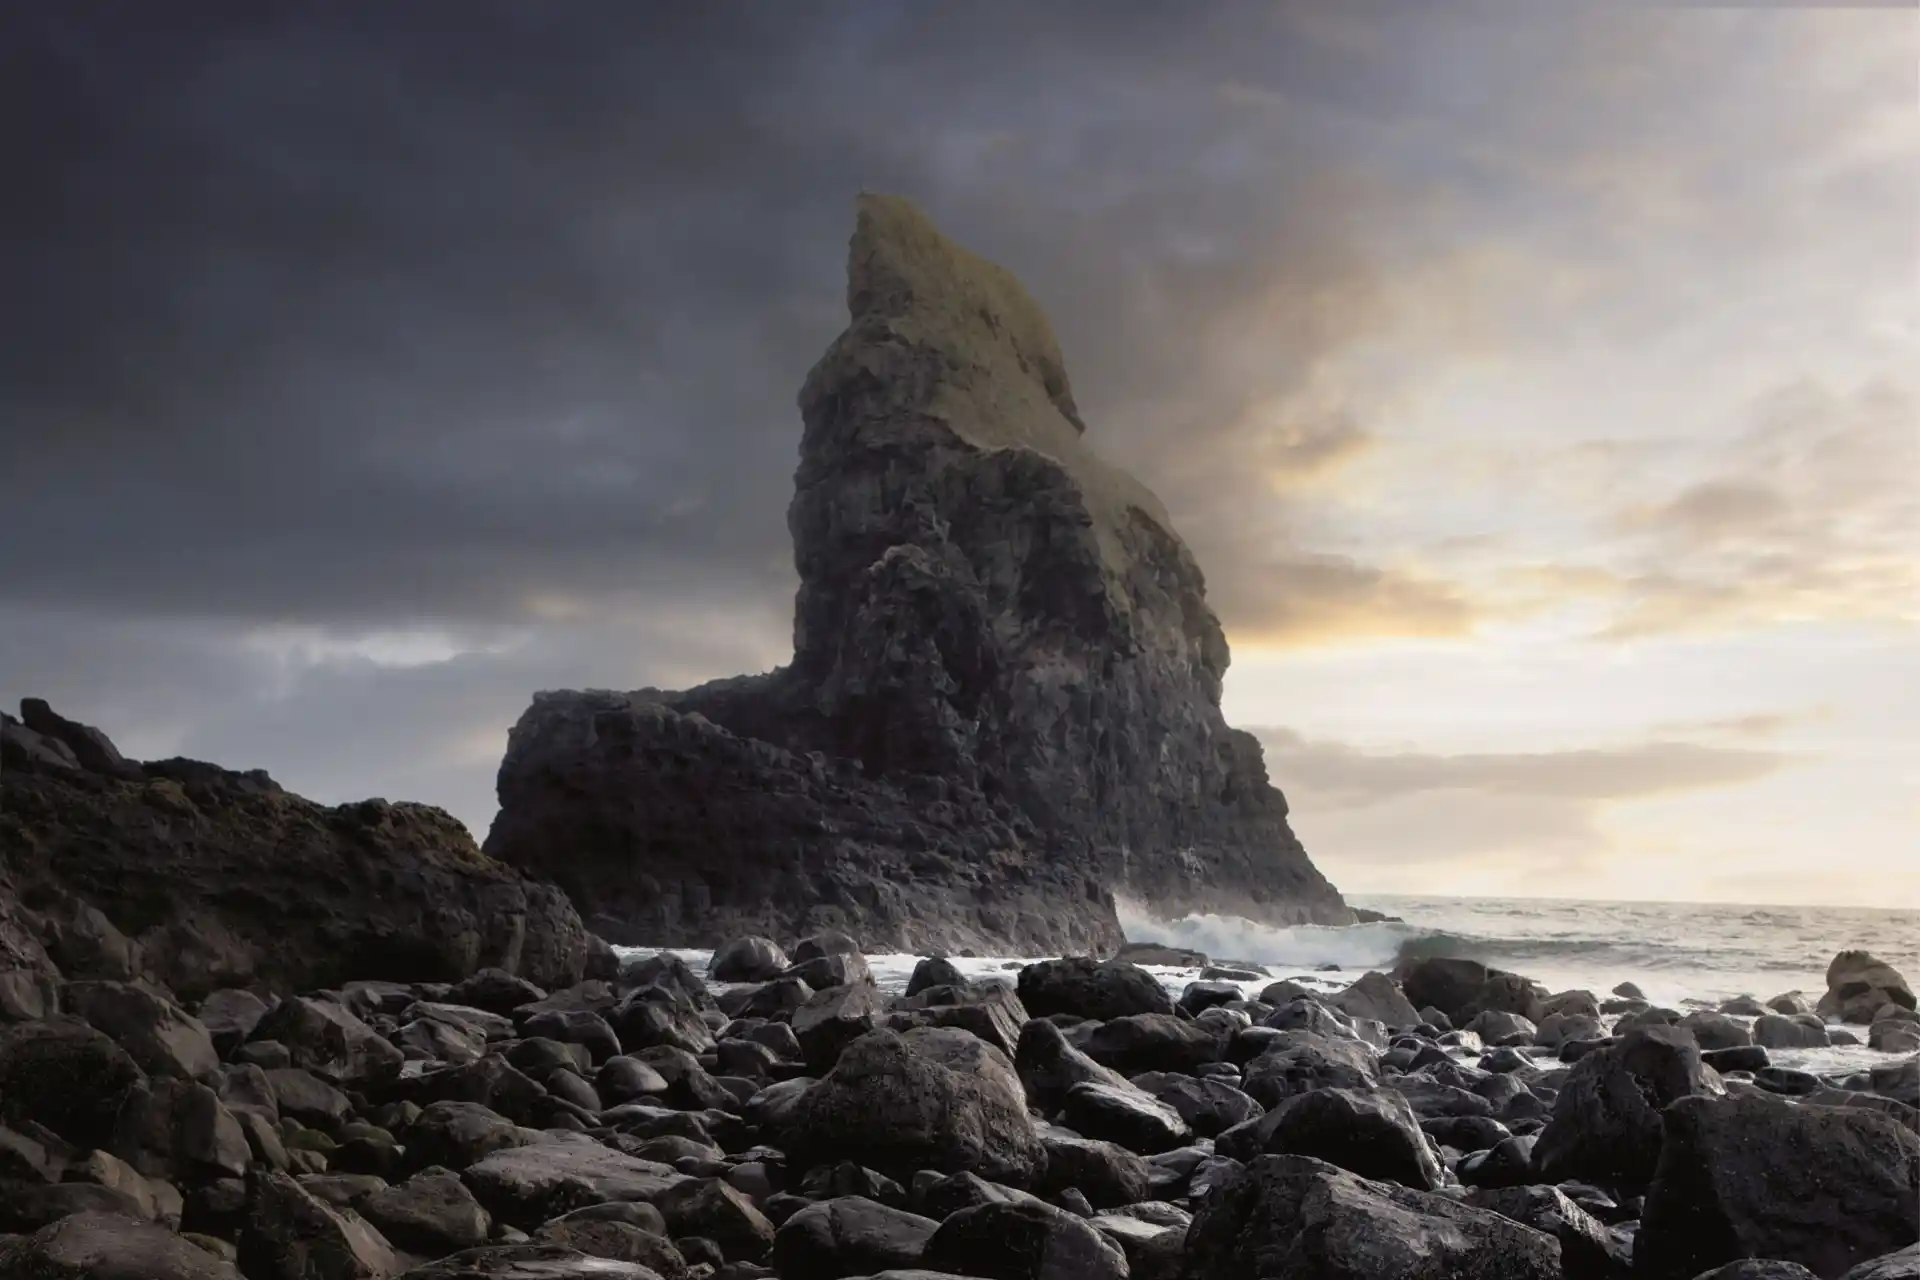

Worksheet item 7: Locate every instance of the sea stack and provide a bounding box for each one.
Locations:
[486,193,1352,952]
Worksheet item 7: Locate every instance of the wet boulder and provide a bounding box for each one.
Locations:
[1819,952,1915,1025]
[920,1198,1128,1280]
[709,936,789,983]
[0,1209,244,1279]
[1215,1086,1442,1190]
[1184,1154,1561,1280]
[1239,1031,1378,1109]
[1017,957,1173,1022]
[771,1195,940,1280]
[1533,1025,1724,1190]
[1635,1093,1920,1280]
[1014,1018,1135,1112]
[783,1027,1045,1186]
[0,1015,147,1148]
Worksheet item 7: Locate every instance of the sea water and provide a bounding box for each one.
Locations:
[620,893,1920,1078]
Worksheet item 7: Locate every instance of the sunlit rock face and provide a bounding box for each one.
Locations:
[486,194,1351,953]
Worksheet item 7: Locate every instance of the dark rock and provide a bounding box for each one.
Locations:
[1838,1245,1920,1280]
[1013,1018,1134,1112]
[1018,957,1173,1022]
[531,1218,687,1275]
[1690,1264,1820,1280]
[784,1027,1045,1186]
[1467,1009,1539,1047]
[0,1209,244,1279]
[1240,1030,1379,1108]
[0,707,587,1001]
[611,986,716,1057]
[1175,980,1242,1017]
[238,1169,401,1279]
[481,196,1350,956]
[771,1196,938,1280]
[1060,1081,1192,1155]
[785,951,872,992]
[1678,1010,1752,1051]
[521,1010,622,1064]
[1036,1131,1150,1209]
[1636,1093,1920,1279]
[1078,1013,1223,1076]
[1819,951,1915,1024]
[1457,1135,1538,1190]
[393,1243,665,1278]
[710,937,790,984]
[906,956,965,998]
[110,1077,251,1182]
[888,981,1029,1060]
[1185,1154,1561,1279]
[250,997,404,1088]
[405,1101,538,1173]
[1329,971,1420,1029]
[597,1057,672,1106]
[1466,1185,1629,1279]
[384,1057,549,1128]
[1217,1086,1442,1189]
[458,1140,689,1231]
[792,982,890,1071]
[268,1067,353,1130]
[445,970,546,1018]
[1129,1071,1261,1138]
[32,893,144,981]
[921,1199,1127,1280]
[1533,1026,1724,1190]
[1702,1045,1770,1073]
[1116,942,1210,968]
[654,1178,775,1263]
[200,989,273,1058]
[0,1014,146,1147]
[362,1167,494,1254]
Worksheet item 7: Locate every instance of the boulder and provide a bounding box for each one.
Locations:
[239,1170,402,1280]
[1839,1245,1920,1280]
[391,1244,664,1278]
[1130,1071,1262,1138]
[0,704,587,1001]
[1239,1031,1378,1108]
[1328,972,1419,1029]
[1533,1026,1724,1189]
[1465,1185,1630,1280]
[1820,952,1915,1024]
[1635,1093,1920,1279]
[405,1102,540,1173]
[110,1077,251,1182]
[920,1199,1127,1280]
[1018,957,1173,1022]
[0,1014,146,1147]
[1215,1086,1442,1189]
[886,982,1028,1060]
[653,1178,775,1263]
[906,956,966,997]
[458,1139,689,1231]
[784,1028,1045,1186]
[1014,1018,1135,1112]
[529,1216,686,1273]
[771,1195,939,1279]
[1677,1010,1752,1052]
[520,1011,621,1065]
[250,998,403,1088]
[1079,1013,1223,1076]
[362,1168,494,1255]
[1036,1130,1151,1209]
[480,195,1351,956]
[200,989,274,1057]
[1184,1154,1562,1279]
[1753,1014,1830,1050]
[709,937,789,984]
[0,1209,244,1279]
[610,986,715,1058]
[792,982,890,1071]
[1467,1010,1537,1047]
[1059,1081,1193,1155]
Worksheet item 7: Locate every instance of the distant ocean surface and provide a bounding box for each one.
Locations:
[621,893,1919,1076]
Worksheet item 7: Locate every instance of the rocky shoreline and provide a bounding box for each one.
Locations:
[0,882,1914,1279]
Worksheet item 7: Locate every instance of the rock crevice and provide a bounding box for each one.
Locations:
[486,193,1351,951]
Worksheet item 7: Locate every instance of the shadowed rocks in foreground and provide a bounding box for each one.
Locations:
[0,700,589,999]
[485,193,1351,953]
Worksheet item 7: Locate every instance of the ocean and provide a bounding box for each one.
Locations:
[623,892,1920,1077]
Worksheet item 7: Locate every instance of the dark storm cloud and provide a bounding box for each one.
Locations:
[0,1,1475,635]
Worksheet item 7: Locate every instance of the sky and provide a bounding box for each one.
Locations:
[2,3,1914,908]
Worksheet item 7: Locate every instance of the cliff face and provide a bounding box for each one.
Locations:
[485,194,1351,952]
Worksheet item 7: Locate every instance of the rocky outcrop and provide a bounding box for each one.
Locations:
[484,193,1351,953]
[0,701,589,1000]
